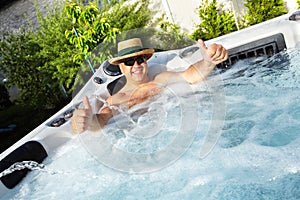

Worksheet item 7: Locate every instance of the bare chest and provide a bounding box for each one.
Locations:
[110,83,163,108]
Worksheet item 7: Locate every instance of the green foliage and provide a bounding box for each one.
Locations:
[102,0,152,31]
[64,1,119,65]
[0,31,49,107]
[155,15,194,50]
[243,0,287,26]
[0,0,154,108]
[297,0,300,9]
[0,1,77,108]
[191,0,238,41]
[34,2,80,98]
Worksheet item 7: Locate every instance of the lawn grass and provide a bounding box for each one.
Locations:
[0,104,58,153]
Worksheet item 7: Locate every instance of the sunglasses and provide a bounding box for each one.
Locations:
[123,56,146,66]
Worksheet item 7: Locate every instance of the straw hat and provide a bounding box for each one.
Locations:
[109,38,154,65]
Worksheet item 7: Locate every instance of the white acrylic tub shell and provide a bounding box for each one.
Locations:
[0,11,300,195]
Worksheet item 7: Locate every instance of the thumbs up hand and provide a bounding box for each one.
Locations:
[198,39,228,65]
[71,96,93,133]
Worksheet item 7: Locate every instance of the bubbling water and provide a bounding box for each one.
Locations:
[79,81,204,173]
[0,161,45,179]
[2,47,300,200]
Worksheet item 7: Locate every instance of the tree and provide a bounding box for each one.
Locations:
[155,14,194,50]
[64,1,119,66]
[191,0,238,41]
[0,31,48,107]
[0,1,77,108]
[297,0,300,9]
[243,0,287,27]
[102,0,152,32]
[33,2,80,104]
[64,0,153,65]
[0,0,154,108]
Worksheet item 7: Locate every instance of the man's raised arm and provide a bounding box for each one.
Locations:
[154,40,228,85]
[180,40,228,84]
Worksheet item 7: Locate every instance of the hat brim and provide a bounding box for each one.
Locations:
[109,48,154,65]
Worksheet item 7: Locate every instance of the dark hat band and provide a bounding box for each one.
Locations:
[118,46,146,57]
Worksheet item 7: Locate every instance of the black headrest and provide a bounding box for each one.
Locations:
[102,60,122,76]
[107,76,127,96]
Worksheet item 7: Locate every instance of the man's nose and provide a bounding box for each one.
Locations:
[133,61,141,67]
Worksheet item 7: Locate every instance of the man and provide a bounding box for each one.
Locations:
[72,38,228,133]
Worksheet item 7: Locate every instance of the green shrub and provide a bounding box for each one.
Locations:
[243,0,287,27]
[155,14,194,50]
[102,0,152,31]
[0,1,77,108]
[33,2,80,103]
[191,0,238,41]
[0,31,50,108]
[64,1,119,66]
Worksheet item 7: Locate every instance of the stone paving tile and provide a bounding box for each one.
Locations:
[0,0,57,35]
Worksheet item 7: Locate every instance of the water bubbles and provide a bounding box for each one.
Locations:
[0,161,45,179]
[5,40,300,200]
[78,80,203,173]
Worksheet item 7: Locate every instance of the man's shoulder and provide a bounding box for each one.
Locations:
[107,92,126,102]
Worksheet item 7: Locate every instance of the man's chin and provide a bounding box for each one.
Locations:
[132,75,145,83]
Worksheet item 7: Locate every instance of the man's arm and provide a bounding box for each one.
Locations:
[154,40,228,85]
[181,40,228,84]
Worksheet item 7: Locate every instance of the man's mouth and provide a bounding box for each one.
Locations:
[132,70,143,74]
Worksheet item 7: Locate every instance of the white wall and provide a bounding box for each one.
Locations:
[1,0,298,35]
[161,0,201,33]
[152,0,299,34]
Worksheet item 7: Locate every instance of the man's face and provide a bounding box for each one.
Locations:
[119,55,149,84]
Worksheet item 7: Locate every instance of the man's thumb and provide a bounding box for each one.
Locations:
[83,96,91,110]
[198,39,207,50]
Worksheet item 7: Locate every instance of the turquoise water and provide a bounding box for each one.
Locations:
[2,46,300,199]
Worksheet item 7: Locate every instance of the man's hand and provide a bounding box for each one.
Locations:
[71,96,93,134]
[198,40,228,65]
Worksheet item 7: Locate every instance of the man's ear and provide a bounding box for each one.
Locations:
[118,63,125,74]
